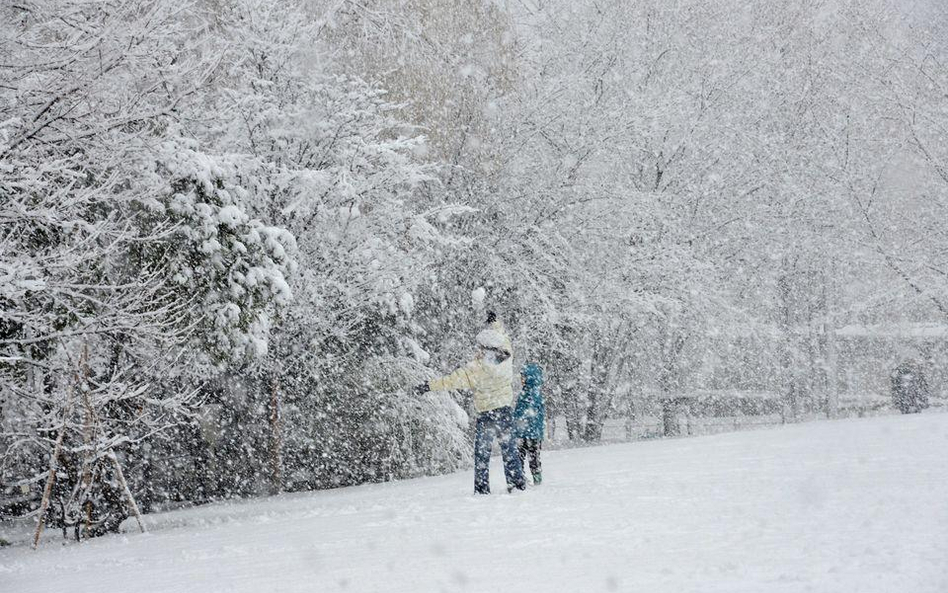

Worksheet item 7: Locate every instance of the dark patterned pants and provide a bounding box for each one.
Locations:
[517,438,542,482]
[474,407,525,494]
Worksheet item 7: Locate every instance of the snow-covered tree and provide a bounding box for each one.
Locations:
[186,0,472,492]
[0,0,293,537]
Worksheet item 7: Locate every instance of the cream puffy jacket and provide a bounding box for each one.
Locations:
[428,354,514,413]
[428,322,514,413]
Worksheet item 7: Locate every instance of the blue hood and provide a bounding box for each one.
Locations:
[521,363,543,388]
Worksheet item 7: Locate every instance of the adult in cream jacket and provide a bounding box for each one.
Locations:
[416,313,525,494]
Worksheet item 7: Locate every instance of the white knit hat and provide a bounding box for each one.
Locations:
[475,328,506,350]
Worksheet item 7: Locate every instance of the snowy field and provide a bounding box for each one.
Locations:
[2,412,947,593]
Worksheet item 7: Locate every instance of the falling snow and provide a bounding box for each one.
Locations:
[2,0,947,590]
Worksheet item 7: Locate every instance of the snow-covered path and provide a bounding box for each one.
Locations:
[3,413,947,593]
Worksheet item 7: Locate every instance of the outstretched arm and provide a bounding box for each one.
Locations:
[429,363,475,392]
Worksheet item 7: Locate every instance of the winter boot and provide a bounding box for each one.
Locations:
[532,471,542,485]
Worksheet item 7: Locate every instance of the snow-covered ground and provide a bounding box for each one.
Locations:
[2,412,947,593]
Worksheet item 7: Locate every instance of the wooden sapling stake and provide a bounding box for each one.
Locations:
[78,346,95,539]
[32,384,74,549]
[77,340,146,535]
[107,450,146,534]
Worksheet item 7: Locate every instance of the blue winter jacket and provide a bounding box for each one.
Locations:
[513,363,545,440]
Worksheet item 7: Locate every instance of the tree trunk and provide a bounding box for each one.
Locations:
[565,407,582,441]
[662,398,681,437]
[267,371,283,495]
[825,321,839,419]
[824,263,839,419]
[625,395,636,441]
[583,385,603,441]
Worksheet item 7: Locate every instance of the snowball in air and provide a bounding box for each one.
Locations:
[471,287,486,309]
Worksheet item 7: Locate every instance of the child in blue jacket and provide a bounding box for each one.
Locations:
[513,363,545,485]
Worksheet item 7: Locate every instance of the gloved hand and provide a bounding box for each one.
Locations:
[412,382,429,395]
